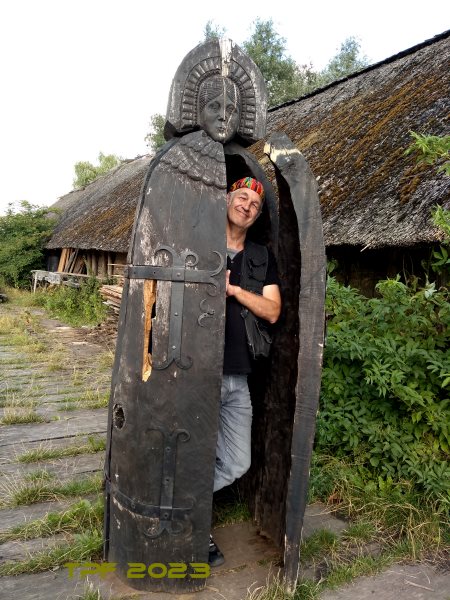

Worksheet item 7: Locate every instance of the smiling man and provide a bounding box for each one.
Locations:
[209,177,282,567]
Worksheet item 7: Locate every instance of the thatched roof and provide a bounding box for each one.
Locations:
[260,29,450,248]
[47,30,449,253]
[46,156,152,251]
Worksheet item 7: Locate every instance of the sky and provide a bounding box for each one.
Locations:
[1,0,449,215]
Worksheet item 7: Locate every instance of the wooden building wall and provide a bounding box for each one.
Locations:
[327,244,443,297]
[52,248,127,279]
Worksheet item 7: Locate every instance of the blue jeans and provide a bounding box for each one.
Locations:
[214,374,252,492]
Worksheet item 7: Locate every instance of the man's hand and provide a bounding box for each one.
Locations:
[226,270,281,324]
[226,269,239,297]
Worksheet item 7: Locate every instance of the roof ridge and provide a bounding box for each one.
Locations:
[268,29,450,112]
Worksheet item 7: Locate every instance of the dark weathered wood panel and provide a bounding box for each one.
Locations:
[105,133,228,593]
[265,132,326,592]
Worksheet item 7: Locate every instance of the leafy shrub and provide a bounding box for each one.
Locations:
[0,202,56,288]
[44,277,106,326]
[317,275,450,503]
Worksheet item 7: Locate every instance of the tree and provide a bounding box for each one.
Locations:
[0,201,57,288]
[203,20,226,41]
[243,22,369,106]
[73,152,122,189]
[144,113,166,153]
[242,19,306,106]
[317,37,369,87]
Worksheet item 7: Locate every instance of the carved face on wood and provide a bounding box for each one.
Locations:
[197,76,240,143]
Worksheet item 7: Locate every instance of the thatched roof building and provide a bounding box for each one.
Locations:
[47,30,450,290]
[48,156,151,253]
[261,29,450,250]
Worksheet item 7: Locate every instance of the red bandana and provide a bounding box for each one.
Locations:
[229,177,265,200]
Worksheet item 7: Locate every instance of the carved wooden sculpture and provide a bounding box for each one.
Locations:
[104,38,325,594]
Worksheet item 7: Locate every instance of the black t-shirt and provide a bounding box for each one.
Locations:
[223,246,280,375]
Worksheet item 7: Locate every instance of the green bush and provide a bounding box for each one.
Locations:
[317,275,450,503]
[44,277,107,326]
[0,202,57,288]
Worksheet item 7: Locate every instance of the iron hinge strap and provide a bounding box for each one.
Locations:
[125,264,221,285]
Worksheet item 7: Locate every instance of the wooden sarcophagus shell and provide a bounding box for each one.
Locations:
[104,38,326,594]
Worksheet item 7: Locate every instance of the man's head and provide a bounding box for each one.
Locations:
[226,177,265,230]
[197,76,241,143]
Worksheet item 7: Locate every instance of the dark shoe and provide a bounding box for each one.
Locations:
[209,534,225,567]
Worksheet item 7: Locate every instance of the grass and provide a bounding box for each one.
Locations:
[23,469,55,483]
[299,529,339,563]
[75,583,104,600]
[0,497,103,543]
[246,574,320,600]
[212,486,251,526]
[242,453,450,600]
[0,288,47,308]
[17,436,106,463]
[45,347,70,372]
[0,473,103,508]
[308,454,448,559]
[0,407,46,424]
[0,387,21,401]
[58,390,109,411]
[244,538,421,600]
[0,529,103,576]
[324,552,395,589]
[342,521,377,542]
[98,350,114,369]
[0,394,37,408]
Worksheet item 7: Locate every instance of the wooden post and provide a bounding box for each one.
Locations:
[91,253,98,276]
[57,248,69,272]
[98,252,107,278]
[107,253,114,278]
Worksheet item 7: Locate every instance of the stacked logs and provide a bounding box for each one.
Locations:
[100,285,123,315]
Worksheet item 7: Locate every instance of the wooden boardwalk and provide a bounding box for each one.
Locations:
[0,305,111,599]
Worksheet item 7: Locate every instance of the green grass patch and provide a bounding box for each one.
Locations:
[308,454,448,559]
[23,469,55,483]
[343,521,377,542]
[0,387,21,401]
[98,351,114,370]
[300,529,339,563]
[245,574,320,600]
[0,474,103,508]
[5,332,30,346]
[76,583,104,600]
[0,395,37,408]
[17,436,106,463]
[43,277,107,327]
[0,409,45,425]
[214,500,251,526]
[324,552,395,589]
[0,529,102,576]
[3,288,47,308]
[58,390,109,411]
[0,497,103,543]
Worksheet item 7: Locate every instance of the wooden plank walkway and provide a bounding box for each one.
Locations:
[0,305,111,600]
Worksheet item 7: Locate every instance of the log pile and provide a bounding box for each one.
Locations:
[100,285,123,314]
